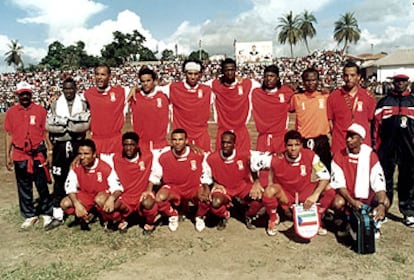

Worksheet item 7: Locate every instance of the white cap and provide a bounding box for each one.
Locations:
[16,81,33,95]
[347,123,366,139]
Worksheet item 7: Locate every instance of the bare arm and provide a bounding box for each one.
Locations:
[5,132,13,171]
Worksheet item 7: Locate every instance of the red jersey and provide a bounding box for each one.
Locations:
[270,149,329,197]
[327,87,375,154]
[252,85,293,135]
[84,86,126,154]
[169,82,212,139]
[204,150,252,197]
[330,145,385,199]
[157,147,203,198]
[112,152,153,203]
[4,103,47,161]
[211,78,252,130]
[65,159,119,196]
[130,89,169,151]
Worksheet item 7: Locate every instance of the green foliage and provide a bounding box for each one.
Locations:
[276,11,302,58]
[188,49,209,61]
[333,12,361,53]
[298,10,317,54]
[161,49,175,61]
[4,40,24,70]
[39,41,100,70]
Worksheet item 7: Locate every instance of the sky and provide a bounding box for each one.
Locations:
[0,0,413,72]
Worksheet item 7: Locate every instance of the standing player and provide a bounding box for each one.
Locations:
[251,130,335,236]
[4,81,53,229]
[160,59,212,152]
[94,132,159,234]
[373,74,414,227]
[327,61,376,155]
[251,65,294,186]
[206,58,258,153]
[129,67,170,155]
[83,65,129,160]
[290,68,331,170]
[200,131,263,231]
[150,129,209,232]
[60,139,123,230]
[45,77,90,230]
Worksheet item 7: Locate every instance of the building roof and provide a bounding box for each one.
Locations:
[375,49,414,66]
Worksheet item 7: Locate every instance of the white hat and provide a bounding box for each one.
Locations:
[347,123,366,139]
[16,81,33,95]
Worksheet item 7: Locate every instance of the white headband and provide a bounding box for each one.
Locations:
[184,62,201,72]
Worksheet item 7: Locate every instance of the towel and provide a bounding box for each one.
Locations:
[55,94,84,118]
[354,144,372,199]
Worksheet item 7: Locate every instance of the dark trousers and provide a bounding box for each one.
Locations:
[14,160,53,218]
[303,135,332,171]
[378,149,414,217]
[51,141,80,207]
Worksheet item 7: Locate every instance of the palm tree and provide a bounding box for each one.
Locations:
[276,11,302,58]
[298,10,317,54]
[333,12,361,53]
[4,40,24,70]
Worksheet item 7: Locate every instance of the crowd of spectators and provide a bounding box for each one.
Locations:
[0,49,397,112]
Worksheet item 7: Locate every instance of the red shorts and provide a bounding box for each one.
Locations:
[256,133,285,153]
[159,184,201,206]
[76,191,97,212]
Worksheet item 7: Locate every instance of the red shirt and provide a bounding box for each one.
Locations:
[252,85,293,135]
[205,150,252,197]
[170,82,211,139]
[113,152,153,201]
[4,103,47,161]
[327,87,375,154]
[84,86,126,153]
[130,90,169,151]
[158,149,203,198]
[212,78,252,130]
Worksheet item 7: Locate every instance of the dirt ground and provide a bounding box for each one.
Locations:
[0,113,413,280]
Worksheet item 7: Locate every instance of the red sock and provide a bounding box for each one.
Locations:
[262,195,279,222]
[196,201,210,217]
[158,200,177,217]
[245,200,263,217]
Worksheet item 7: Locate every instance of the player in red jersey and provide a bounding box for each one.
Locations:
[251,130,335,236]
[330,124,389,238]
[200,131,263,231]
[129,67,170,156]
[327,61,376,155]
[83,65,129,160]
[4,81,53,229]
[251,65,294,187]
[94,132,158,234]
[159,59,213,152]
[60,139,123,230]
[205,58,259,153]
[150,128,209,232]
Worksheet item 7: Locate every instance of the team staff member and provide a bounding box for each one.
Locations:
[150,128,209,232]
[290,68,331,170]
[60,139,123,230]
[200,131,263,231]
[45,77,90,230]
[95,132,159,234]
[129,67,170,155]
[206,58,258,153]
[251,130,335,236]
[327,61,376,155]
[374,74,414,227]
[330,124,389,238]
[251,65,293,186]
[4,81,53,229]
[83,65,129,160]
[160,59,213,152]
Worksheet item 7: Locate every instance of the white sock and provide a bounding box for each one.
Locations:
[53,207,64,221]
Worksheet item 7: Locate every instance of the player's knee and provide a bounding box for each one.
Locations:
[156,190,169,202]
[331,194,345,211]
[60,196,72,210]
[211,194,225,209]
[142,196,155,210]
[94,192,107,207]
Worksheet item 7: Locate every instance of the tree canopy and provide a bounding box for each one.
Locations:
[333,12,361,53]
[276,11,302,58]
[4,40,24,70]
